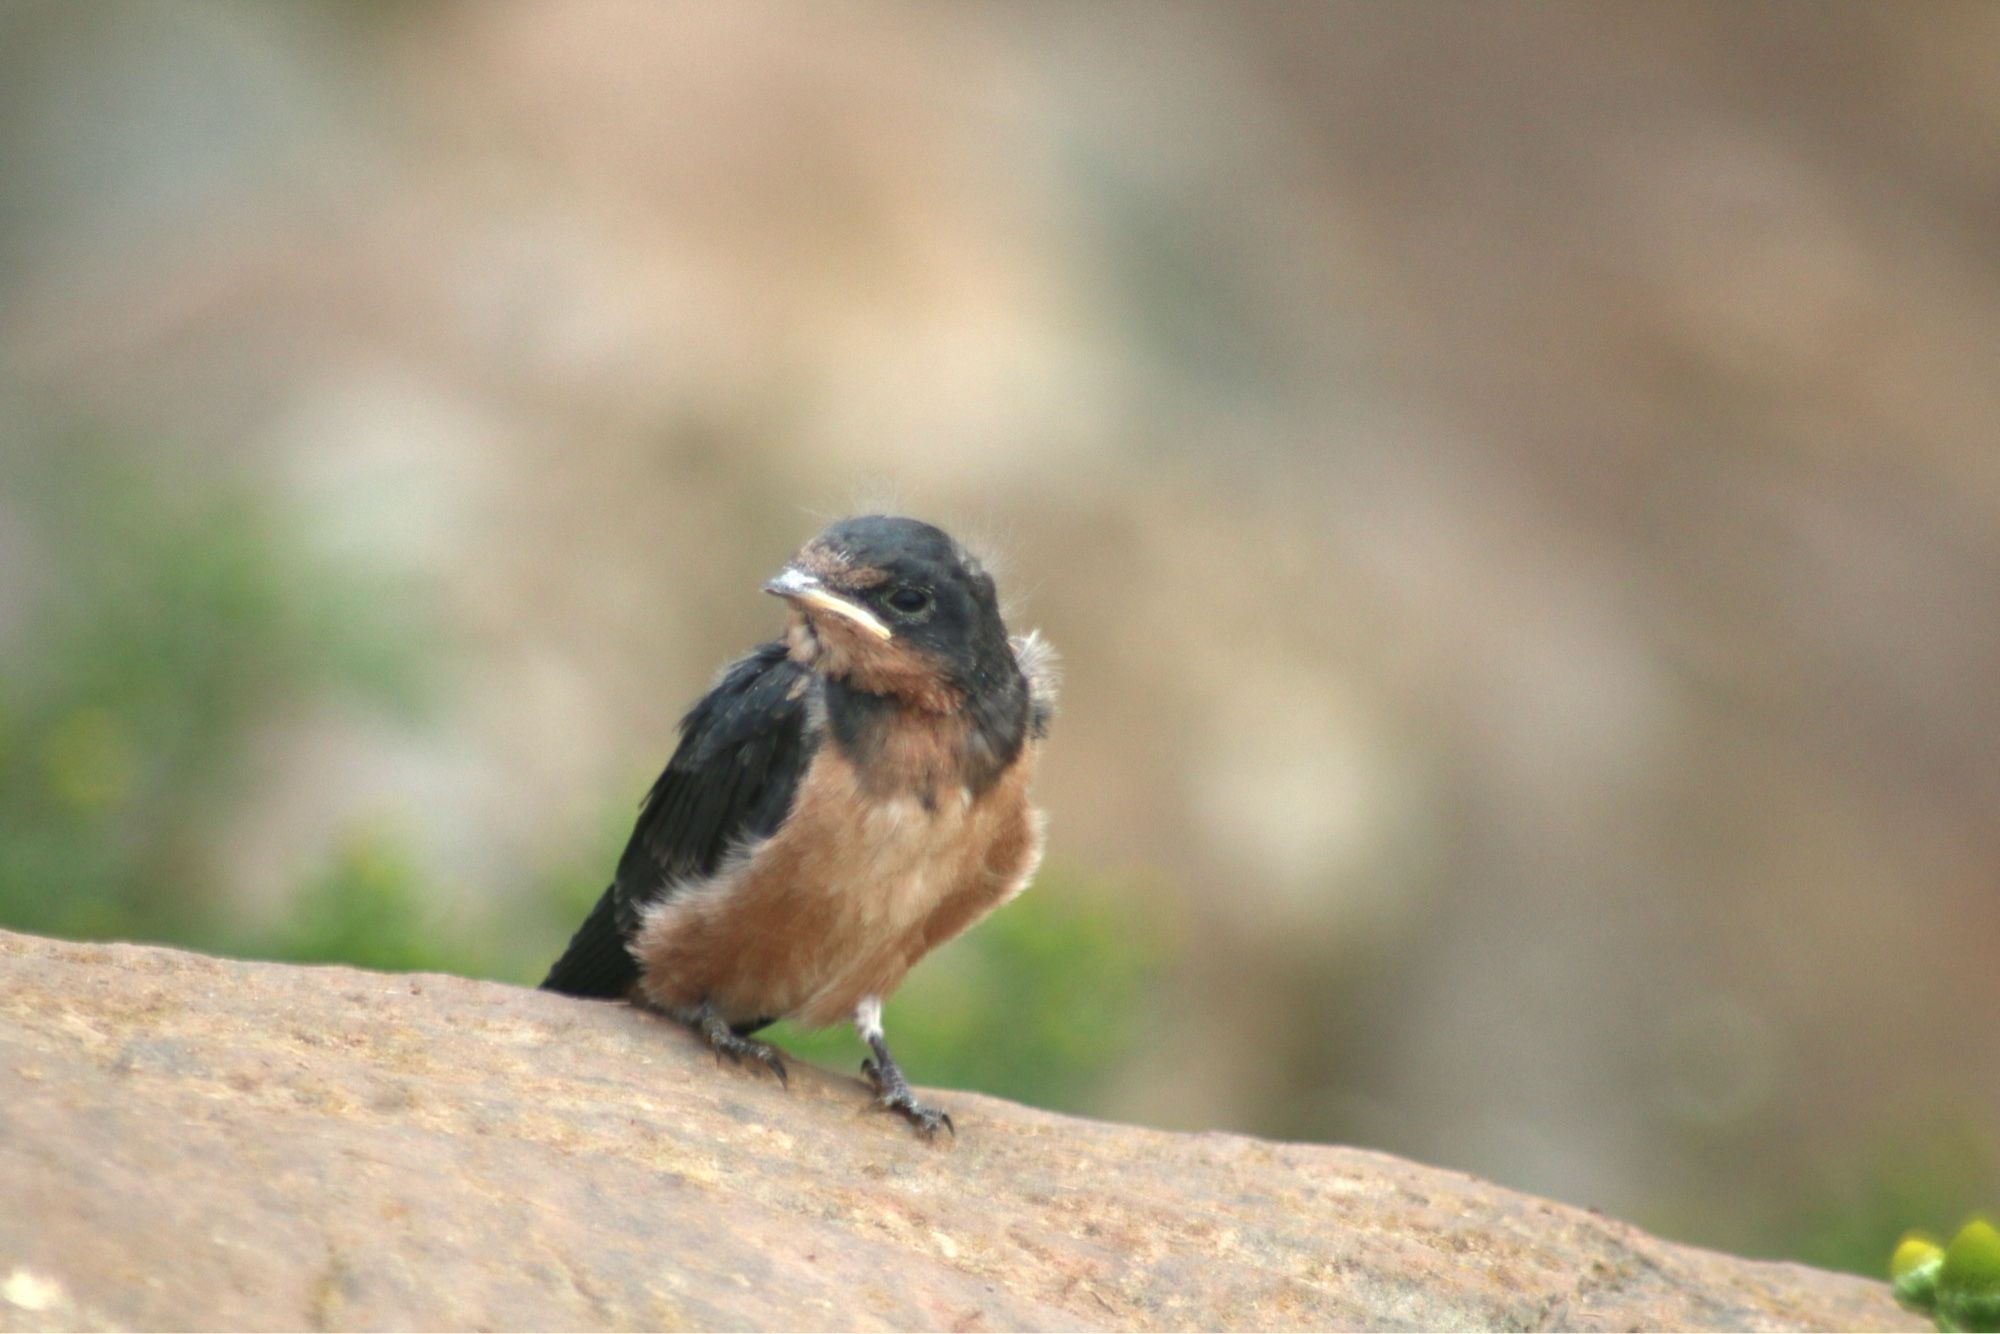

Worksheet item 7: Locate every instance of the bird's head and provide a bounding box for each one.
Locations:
[766,515,1016,713]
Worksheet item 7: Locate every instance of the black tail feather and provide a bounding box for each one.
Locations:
[540,886,640,998]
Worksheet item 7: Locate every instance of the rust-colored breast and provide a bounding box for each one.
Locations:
[630,716,1044,1031]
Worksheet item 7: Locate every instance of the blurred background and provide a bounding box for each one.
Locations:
[3,0,1996,1276]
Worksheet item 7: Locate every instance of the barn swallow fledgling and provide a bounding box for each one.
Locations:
[541,516,1056,1136]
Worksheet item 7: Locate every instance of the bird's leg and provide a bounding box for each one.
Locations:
[854,996,953,1138]
[684,999,787,1086]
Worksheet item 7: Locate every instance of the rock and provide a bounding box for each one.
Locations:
[0,929,1910,1332]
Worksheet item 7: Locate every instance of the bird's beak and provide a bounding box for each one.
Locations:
[764,566,893,641]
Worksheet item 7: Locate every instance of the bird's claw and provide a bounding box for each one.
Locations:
[721,1040,788,1087]
[696,1009,788,1086]
[862,1056,954,1138]
[887,1096,954,1138]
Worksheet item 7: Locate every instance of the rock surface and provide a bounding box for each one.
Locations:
[0,929,1910,1332]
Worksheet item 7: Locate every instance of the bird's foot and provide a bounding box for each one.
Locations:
[862,1051,954,1139]
[693,1006,788,1087]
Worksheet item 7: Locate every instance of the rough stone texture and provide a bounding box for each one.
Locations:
[0,930,1911,1333]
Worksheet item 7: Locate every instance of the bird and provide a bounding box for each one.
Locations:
[541,515,1057,1136]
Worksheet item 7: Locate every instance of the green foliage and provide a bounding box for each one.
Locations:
[1894,1218,2000,1333]
[1898,1234,1949,1311]
[1775,1121,1998,1281]
[268,822,471,976]
[0,441,435,949]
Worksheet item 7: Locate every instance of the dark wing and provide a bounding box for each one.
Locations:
[540,641,816,997]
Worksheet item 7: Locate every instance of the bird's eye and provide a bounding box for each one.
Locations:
[885,586,931,615]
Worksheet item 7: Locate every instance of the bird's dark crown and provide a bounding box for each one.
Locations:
[774,515,1010,685]
[768,517,1024,763]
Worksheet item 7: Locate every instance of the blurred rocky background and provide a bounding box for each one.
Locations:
[2,0,1995,1278]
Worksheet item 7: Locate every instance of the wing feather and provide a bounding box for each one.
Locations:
[540,642,816,997]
